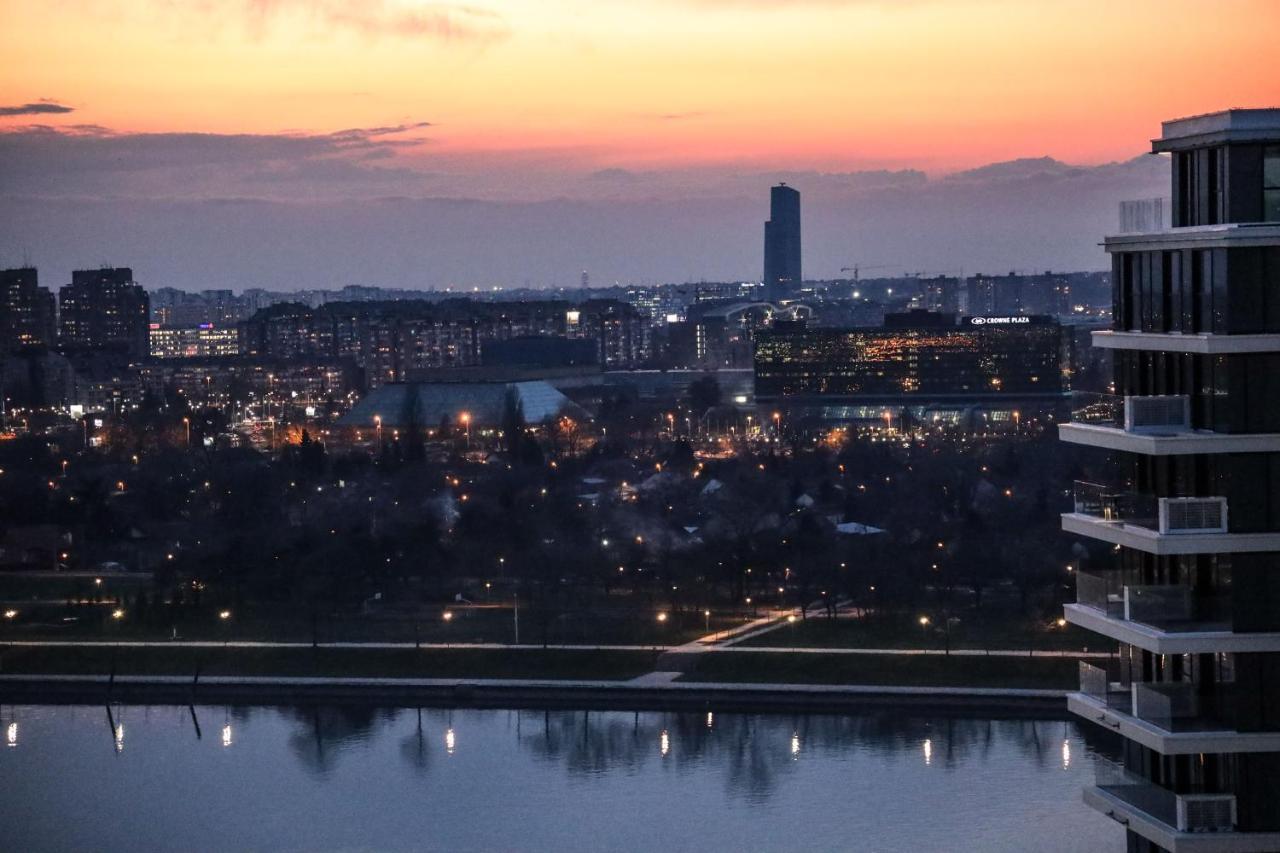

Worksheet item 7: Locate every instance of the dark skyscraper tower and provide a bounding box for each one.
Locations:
[763,183,801,297]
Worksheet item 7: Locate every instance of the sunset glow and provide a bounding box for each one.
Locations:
[4,0,1278,173]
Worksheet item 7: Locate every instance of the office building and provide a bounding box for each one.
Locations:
[58,267,150,357]
[763,184,801,297]
[149,324,241,359]
[754,312,1063,402]
[1059,109,1280,852]
[0,267,56,351]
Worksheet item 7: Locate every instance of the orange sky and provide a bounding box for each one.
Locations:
[2,0,1278,173]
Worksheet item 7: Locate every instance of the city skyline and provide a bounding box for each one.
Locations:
[3,1,1278,290]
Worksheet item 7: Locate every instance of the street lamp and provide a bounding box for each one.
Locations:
[182,416,190,447]
[373,414,382,445]
[459,411,471,448]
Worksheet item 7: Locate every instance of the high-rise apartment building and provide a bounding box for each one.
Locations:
[58,267,150,357]
[1060,109,1280,852]
[0,267,56,351]
[763,184,801,297]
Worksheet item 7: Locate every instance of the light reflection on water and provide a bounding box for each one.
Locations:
[0,704,1123,853]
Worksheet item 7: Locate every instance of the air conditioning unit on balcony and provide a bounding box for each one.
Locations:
[1159,497,1228,534]
[1124,395,1191,434]
[1176,793,1236,833]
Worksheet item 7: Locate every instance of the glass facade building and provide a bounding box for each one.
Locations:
[1060,109,1280,853]
[754,314,1063,402]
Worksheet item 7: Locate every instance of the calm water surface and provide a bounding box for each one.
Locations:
[0,704,1122,852]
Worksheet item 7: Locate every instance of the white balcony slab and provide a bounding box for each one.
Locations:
[1104,222,1280,253]
[1063,603,1280,654]
[1091,330,1280,354]
[1059,423,1280,455]
[1062,513,1280,555]
[1069,692,1280,755]
[1083,786,1280,853]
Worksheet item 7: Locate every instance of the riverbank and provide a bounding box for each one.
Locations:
[0,643,1076,715]
[0,672,1067,716]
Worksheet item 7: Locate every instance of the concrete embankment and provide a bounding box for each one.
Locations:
[0,673,1068,717]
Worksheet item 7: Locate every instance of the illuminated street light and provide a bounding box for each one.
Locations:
[656,612,668,623]
[3,609,16,619]
[219,610,232,620]
[442,611,454,622]
[112,609,125,620]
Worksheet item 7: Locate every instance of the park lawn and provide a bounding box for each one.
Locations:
[0,604,742,647]
[739,610,1096,652]
[0,645,660,681]
[681,651,1079,690]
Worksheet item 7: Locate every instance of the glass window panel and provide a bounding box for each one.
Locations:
[1265,146,1280,189]
[1265,189,1280,223]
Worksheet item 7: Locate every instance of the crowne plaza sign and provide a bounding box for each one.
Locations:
[967,316,1031,325]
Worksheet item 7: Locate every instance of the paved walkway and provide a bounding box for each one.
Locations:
[0,639,1107,658]
[628,671,684,686]
[0,672,1068,700]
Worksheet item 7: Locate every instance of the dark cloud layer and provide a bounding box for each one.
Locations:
[0,123,1167,290]
[0,102,74,117]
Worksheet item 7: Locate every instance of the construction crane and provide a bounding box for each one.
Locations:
[903,269,965,279]
[839,262,901,281]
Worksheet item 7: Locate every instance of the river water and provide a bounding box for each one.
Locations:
[0,704,1122,852]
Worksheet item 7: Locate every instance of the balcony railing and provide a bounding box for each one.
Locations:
[1079,661,1129,709]
[1132,682,1202,725]
[1069,393,1191,434]
[1071,392,1124,427]
[1072,482,1229,535]
[1073,571,1231,630]
[1118,198,1171,233]
[1075,571,1124,616]
[1073,481,1158,526]
[1095,757,1237,832]
[1125,585,1193,623]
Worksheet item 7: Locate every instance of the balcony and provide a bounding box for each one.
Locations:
[1074,572,1228,630]
[1084,758,1280,852]
[1071,665,1280,754]
[1062,483,1280,555]
[1059,393,1280,454]
[1064,571,1274,653]
[1067,392,1192,432]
